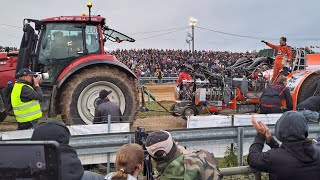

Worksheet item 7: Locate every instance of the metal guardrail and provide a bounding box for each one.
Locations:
[220,166,261,180]
[139,76,178,84]
[68,123,320,158]
[1,123,319,179]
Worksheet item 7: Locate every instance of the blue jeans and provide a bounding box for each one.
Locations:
[298,110,319,123]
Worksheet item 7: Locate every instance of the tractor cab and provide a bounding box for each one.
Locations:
[17,16,134,84]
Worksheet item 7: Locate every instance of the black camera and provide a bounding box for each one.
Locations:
[135,127,154,180]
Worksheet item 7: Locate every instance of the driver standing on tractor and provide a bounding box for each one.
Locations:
[11,68,43,130]
[261,37,293,83]
[259,75,293,114]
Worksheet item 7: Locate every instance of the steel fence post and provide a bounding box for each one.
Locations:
[237,127,244,166]
[107,115,111,174]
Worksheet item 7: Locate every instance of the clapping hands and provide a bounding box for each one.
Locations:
[251,115,272,143]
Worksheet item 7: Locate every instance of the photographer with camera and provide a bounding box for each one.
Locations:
[145,130,221,180]
[105,144,144,180]
[11,68,43,130]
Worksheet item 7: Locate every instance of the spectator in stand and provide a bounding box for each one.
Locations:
[259,75,293,114]
[155,68,164,84]
[248,112,320,180]
[297,96,320,123]
[135,68,142,85]
[31,120,104,180]
[105,144,144,180]
[110,49,259,77]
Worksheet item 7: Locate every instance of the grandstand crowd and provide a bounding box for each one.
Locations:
[110,49,259,76]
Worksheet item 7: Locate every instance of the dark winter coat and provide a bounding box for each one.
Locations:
[93,99,122,123]
[260,82,293,111]
[248,111,320,180]
[296,96,320,112]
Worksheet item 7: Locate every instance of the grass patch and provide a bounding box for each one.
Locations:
[139,101,174,117]
[4,115,16,123]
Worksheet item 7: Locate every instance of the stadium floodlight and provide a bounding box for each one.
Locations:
[188,17,198,27]
[188,17,197,52]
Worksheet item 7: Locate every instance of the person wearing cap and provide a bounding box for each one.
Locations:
[31,120,104,180]
[145,130,221,180]
[93,89,122,124]
[248,112,320,180]
[11,68,43,130]
[259,75,293,114]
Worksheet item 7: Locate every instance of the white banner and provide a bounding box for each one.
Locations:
[0,123,130,140]
[188,115,232,128]
[188,114,283,128]
[233,114,282,126]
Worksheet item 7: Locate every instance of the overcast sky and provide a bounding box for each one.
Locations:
[0,0,319,52]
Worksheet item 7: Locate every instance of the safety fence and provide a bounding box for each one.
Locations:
[139,76,178,84]
[0,122,319,179]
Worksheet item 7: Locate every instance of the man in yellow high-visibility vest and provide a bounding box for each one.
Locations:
[11,68,43,130]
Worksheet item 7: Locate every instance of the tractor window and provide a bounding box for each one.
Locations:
[85,25,100,53]
[38,23,84,64]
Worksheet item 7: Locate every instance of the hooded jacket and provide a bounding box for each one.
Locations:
[248,111,320,180]
[31,120,103,180]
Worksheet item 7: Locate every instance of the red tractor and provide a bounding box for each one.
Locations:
[0,3,139,124]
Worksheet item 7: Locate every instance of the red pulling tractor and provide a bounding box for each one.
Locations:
[170,50,320,119]
[0,3,139,124]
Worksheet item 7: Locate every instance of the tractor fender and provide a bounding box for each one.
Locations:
[56,56,136,88]
[287,69,320,109]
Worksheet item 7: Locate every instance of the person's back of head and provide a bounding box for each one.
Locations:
[276,75,287,85]
[31,120,70,145]
[145,130,177,163]
[110,144,144,180]
[31,120,84,180]
[275,111,308,143]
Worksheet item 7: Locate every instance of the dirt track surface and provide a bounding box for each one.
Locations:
[132,116,186,131]
[144,84,176,102]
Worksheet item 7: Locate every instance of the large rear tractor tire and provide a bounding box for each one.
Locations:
[60,66,139,125]
[297,74,320,104]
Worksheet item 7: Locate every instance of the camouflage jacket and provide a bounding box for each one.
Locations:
[157,150,221,180]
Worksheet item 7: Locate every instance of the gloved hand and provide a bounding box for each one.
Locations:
[261,40,267,44]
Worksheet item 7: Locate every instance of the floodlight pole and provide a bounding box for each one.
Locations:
[191,24,195,52]
[189,17,197,53]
